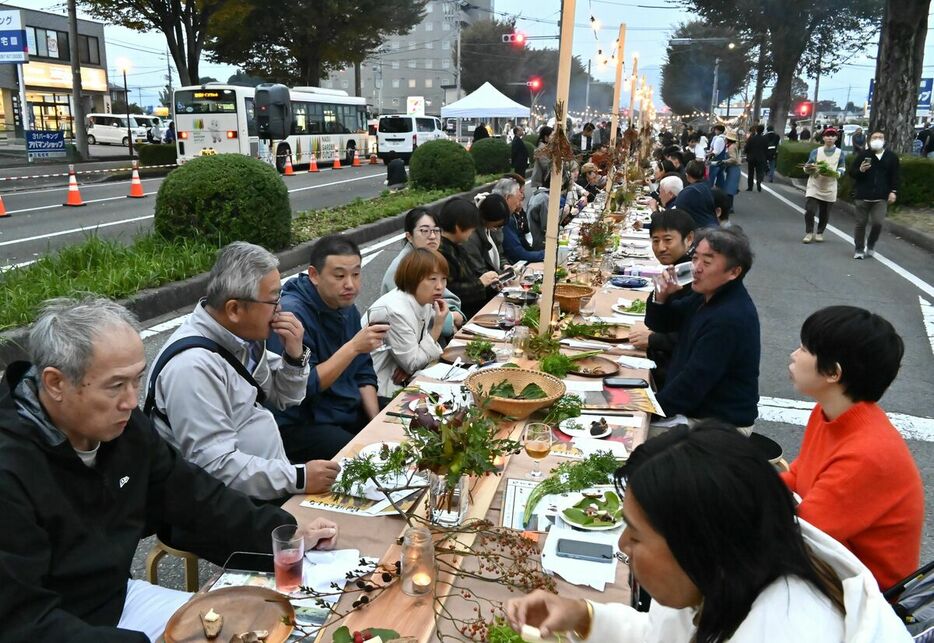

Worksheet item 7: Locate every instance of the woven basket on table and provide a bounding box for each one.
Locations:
[554,284,596,314]
[465,368,566,420]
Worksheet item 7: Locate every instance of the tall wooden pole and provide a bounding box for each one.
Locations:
[538,0,576,337]
[608,24,627,150]
[628,54,639,128]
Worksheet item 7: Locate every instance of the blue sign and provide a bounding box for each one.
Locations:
[868,78,933,110]
[26,130,67,159]
[0,10,28,63]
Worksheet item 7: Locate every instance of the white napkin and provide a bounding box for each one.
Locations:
[562,379,604,393]
[560,338,614,350]
[616,355,657,370]
[572,437,629,459]
[462,323,508,340]
[294,549,367,606]
[417,362,472,382]
[593,314,635,325]
[541,526,620,591]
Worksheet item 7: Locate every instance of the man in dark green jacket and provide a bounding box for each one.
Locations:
[0,297,337,641]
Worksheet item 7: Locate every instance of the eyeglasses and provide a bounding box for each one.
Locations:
[239,295,281,307]
[414,226,442,237]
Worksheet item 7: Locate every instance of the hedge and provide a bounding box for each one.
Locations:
[138,143,178,167]
[410,139,476,191]
[469,137,511,174]
[779,141,934,207]
[154,154,292,250]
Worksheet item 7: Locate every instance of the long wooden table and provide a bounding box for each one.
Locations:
[281,259,658,641]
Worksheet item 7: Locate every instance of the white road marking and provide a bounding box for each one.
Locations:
[361,249,383,267]
[360,233,405,255]
[1,177,164,199]
[751,176,934,299]
[921,296,934,358]
[758,395,934,443]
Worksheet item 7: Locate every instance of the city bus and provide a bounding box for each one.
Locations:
[172,84,369,172]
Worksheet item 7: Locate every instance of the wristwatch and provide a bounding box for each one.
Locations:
[283,346,311,368]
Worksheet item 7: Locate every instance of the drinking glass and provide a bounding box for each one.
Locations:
[579,296,596,324]
[497,301,519,331]
[272,524,304,594]
[367,306,391,353]
[523,423,553,479]
[520,272,536,293]
[511,326,530,358]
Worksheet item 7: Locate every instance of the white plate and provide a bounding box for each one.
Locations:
[357,441,401,463]
[611,304,647,318]
[557,490,625,531]
[558,416,612,439]
[408,397,457,416]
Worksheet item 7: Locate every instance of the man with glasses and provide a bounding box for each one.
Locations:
[268,235,388,462]
[147,242,340,507]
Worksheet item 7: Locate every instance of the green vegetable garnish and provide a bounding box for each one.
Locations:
[522,452,619,526]
[561,491,623,527]
[538,350,601,378]
[465,338,495,362]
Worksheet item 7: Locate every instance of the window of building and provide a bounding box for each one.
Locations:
[442,40,450,50]
[78,35,100,65]
[425,1,433,12]
[409,41,417,51]
[392,41,400,50]
[425,59,433,69]
[408,60,416,69]
[392,61,400,70]
[425,22,433,32]
[442,58,450,69]
[341,80,349,89]
[392,79,400,88]
[425,79,433,88]
[408,79,417,88]
[442,21,451,31]
[426,42,433,49]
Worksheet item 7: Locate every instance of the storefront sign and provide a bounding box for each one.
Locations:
[0,10,28,63]
[22,61,108,92]
[26,130,67,159]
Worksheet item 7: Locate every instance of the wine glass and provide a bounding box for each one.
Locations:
[520,272,536,293]
[523,423,552,479]
[579,296,596,324]
[497,301,518,331]
[367,306,391,353]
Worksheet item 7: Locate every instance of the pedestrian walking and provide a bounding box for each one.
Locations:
[764,125,781,182]
[707,124,727,189]
[787,122,799,142]
[851,127,866,154]
[510,127,529,176]
[801,128,846,244]
[721,129,742,213]
[851,130,900,259]
[744,124,768,191]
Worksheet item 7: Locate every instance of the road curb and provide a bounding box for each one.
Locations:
[0,182,494,369]
[773,173,934,254]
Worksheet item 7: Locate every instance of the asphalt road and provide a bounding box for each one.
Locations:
[131,176,934,591]
[0,164,388,268]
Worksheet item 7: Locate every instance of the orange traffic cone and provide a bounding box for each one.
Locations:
[283,154,295,176]
[0,194,8,218]
[308,153,320,173]
[63,165,86,207]
[369,152,378,165]
[352,150,361,167]
[127,162,146,198]
[332,149,343,170]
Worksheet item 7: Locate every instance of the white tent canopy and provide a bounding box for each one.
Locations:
[441,82,530,119]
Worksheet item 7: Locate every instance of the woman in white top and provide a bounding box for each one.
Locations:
[506,421,911,643]
[365,248,449,397]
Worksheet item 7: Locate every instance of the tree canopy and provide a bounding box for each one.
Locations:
[204,0,426,86]
[659,21,751,116]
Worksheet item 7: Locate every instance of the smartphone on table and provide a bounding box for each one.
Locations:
[555,539,615,564]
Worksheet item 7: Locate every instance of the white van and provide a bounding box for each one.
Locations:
[86,113,147,146]
[376,114,446,162]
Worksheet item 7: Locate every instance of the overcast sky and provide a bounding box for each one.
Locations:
[6,0,933,114]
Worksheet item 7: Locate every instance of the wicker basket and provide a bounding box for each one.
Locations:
[465,368,566,419]
[554,284,596,314]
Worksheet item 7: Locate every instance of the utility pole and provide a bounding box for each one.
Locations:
[67,0,88,160]
[445,0,463,141]
[709,57,721,127]
[811,45,822,135]
[585,59,591,115]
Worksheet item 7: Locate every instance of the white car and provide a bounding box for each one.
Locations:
[86,113,147,146]
[376,114,447,163]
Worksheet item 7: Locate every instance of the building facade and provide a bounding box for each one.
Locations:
[0,7,109,139]
[322,0,492,116]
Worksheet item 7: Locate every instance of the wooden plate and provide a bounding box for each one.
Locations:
[573,325,631,344]
[440,344,494,366]
[164,586,294,643]
[472,313,500,329]
[567,356,620,378]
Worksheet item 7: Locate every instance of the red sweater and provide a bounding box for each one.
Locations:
[781,402,924,590]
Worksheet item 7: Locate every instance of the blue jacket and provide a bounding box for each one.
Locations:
[267,274,377,429]
[645,279,760,427]
[503,214,545,263]
[673,181,719,229]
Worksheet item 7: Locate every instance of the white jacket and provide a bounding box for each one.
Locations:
[364,289,442,397]
[577,520,910,643]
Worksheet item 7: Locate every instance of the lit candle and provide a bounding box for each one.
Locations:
[412,572,432,593]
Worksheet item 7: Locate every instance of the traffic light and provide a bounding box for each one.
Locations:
[795,101,813,117]
[527,77,542,91]
[501,31,526,46]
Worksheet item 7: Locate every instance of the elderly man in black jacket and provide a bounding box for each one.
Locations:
[0,297,337,642]
[851,130,901,259]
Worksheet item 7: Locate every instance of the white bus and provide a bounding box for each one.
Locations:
[172,84,369,172]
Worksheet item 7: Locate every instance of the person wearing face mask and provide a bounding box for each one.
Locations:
[801,128,846,244]
[850,131,900,259]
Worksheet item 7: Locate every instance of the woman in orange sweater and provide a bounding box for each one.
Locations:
[783,305,924,590]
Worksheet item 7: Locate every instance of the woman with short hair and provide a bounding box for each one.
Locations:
[364,248,449,397]
[506,422,911,643]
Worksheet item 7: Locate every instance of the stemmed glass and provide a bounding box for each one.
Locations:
[367,306,391,353]
[579,296,597,324]
[497,301,519,331]
[523,423,553,479]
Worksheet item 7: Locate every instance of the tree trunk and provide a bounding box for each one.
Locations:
[354,61,362,97]
[766,25,810,136]
[870,0,931,154]
[752,41,766,123]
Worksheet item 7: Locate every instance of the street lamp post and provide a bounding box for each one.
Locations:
[710,57,721,128]
[116,58,133,158]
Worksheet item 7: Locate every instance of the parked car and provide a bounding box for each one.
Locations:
[86,113,147,146]
[376,114,447,162]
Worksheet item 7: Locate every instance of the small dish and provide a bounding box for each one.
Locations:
[609,276,649,289]
[558,415,612,439]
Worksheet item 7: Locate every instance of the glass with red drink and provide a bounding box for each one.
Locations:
[272,524,304,594]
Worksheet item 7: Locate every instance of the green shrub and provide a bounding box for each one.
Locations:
[138,143,178,167]
[154,154,291,250]
[523,133,539,148]
[838,154,933,207]
[469,137,510,174]
[410,139,476,191]
[776,141,818,179]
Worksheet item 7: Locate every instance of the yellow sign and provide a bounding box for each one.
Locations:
[193,91,222,99]
[22,61,108,93]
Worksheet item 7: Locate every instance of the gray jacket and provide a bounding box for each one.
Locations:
[147,301,309,500]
